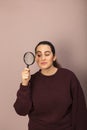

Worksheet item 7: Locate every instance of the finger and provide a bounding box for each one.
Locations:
[24,68,30,72]
[22,74,29,79]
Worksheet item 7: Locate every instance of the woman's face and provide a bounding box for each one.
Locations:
[35,44,56,70]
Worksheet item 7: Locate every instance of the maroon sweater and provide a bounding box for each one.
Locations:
[14,68,87,130]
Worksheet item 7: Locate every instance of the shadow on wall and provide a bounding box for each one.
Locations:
[56,40,75,69]
[55,41,87,104]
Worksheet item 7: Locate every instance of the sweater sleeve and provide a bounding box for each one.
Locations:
[71,73,87,130]
[13,83,33,116]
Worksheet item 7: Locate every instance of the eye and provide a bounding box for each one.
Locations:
[45,53,50,56]
[45,52,51,56]
[36,53,42,57]
[37,54,41,57]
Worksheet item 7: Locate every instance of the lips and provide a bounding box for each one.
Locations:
[41,62,47,65]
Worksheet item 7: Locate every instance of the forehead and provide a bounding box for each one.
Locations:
[36,44,51,52]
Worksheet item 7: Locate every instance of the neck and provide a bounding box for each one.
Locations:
[41,65,58,76]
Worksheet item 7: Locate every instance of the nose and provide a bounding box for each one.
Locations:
[41,54,46,60]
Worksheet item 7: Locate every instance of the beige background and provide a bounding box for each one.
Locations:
[0,0,87,130]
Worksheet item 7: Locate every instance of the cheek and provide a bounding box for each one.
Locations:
[35,57,40,63]
[48,57,54,62]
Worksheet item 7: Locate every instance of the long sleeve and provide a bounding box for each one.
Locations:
[13,83,33,116]
[71,74,87,130]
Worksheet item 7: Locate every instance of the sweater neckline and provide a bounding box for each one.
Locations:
[38,68,61,78]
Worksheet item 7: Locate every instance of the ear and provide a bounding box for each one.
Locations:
[53,55,57,61]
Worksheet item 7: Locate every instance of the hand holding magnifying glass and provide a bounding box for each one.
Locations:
[22,52,35,86]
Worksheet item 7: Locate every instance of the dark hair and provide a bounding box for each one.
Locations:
[35,41,61,68]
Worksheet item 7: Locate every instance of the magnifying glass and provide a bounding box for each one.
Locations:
[23,51,35,68]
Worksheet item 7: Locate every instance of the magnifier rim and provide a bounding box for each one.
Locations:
[23,51,35,66]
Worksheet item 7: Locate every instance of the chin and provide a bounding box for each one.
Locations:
[40,66,52,70]
[39,66,48,70]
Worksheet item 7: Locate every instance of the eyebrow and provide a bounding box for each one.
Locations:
[35,51,51,54]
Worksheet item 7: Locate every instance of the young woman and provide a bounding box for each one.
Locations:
[14,41,87,130]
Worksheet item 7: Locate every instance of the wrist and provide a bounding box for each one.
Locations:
[22,81,29,86]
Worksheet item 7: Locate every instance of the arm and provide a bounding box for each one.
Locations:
[14,83,33,116]
[71,73,87,130]
[14,68,33,116]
